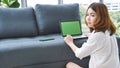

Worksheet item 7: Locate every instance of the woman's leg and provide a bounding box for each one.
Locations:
[66,62,83,68]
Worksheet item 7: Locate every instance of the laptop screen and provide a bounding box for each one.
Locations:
[60,20,82,37]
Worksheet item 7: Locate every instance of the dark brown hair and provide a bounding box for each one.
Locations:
[85,2,116,35]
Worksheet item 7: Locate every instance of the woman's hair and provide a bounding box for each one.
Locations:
[85,2,116,35]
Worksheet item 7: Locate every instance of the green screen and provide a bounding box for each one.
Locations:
[61,21,82,36]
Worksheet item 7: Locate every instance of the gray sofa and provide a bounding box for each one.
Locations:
[0,3,119,68]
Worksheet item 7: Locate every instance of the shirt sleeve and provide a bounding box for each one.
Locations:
[75,32,106,59]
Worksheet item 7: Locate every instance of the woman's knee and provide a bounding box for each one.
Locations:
[66,62,73,68]
[66,62,83,68]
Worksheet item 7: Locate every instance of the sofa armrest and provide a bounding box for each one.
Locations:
[116,37,120,57]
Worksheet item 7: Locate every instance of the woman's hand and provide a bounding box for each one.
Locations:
[85,33,91,37]
[64,35,78,53]
[64,35,74,46]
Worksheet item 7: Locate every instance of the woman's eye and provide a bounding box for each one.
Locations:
[86,14,89,16]
[91,15,95,17]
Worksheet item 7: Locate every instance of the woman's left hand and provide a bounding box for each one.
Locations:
[85,33,91,37]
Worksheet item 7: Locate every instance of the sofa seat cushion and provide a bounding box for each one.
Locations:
[0,34,88,68]
[0,7,38,39]
[35,3,80,35]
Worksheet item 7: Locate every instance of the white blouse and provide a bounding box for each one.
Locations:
[75,30,120,68]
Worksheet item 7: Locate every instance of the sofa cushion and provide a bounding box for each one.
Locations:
[0,34,89,68]
[0,7,38,39]
[35,3,80,35]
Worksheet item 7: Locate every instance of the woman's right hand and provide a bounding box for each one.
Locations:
[64,35,78,53]
[64,35,74,46]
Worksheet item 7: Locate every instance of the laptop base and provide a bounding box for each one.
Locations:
[72,35,87,39]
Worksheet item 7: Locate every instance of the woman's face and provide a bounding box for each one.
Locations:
[85,8,97,28]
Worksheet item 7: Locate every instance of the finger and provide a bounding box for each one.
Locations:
[64,37,67,40]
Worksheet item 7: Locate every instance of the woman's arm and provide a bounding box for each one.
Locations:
[64,35,78,53]
[64,32,105,59]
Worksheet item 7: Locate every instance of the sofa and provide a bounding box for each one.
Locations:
[0,3,119,68]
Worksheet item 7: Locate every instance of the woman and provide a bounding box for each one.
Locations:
[64,2,120,68]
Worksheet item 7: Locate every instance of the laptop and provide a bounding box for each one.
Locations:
[60,20,87,39]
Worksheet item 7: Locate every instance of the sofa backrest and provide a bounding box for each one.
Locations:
[35,3,80,35]
[0,7,38,39]
[0,3,81,38]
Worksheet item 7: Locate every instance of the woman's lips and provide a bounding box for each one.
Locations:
[87,22,91,25]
